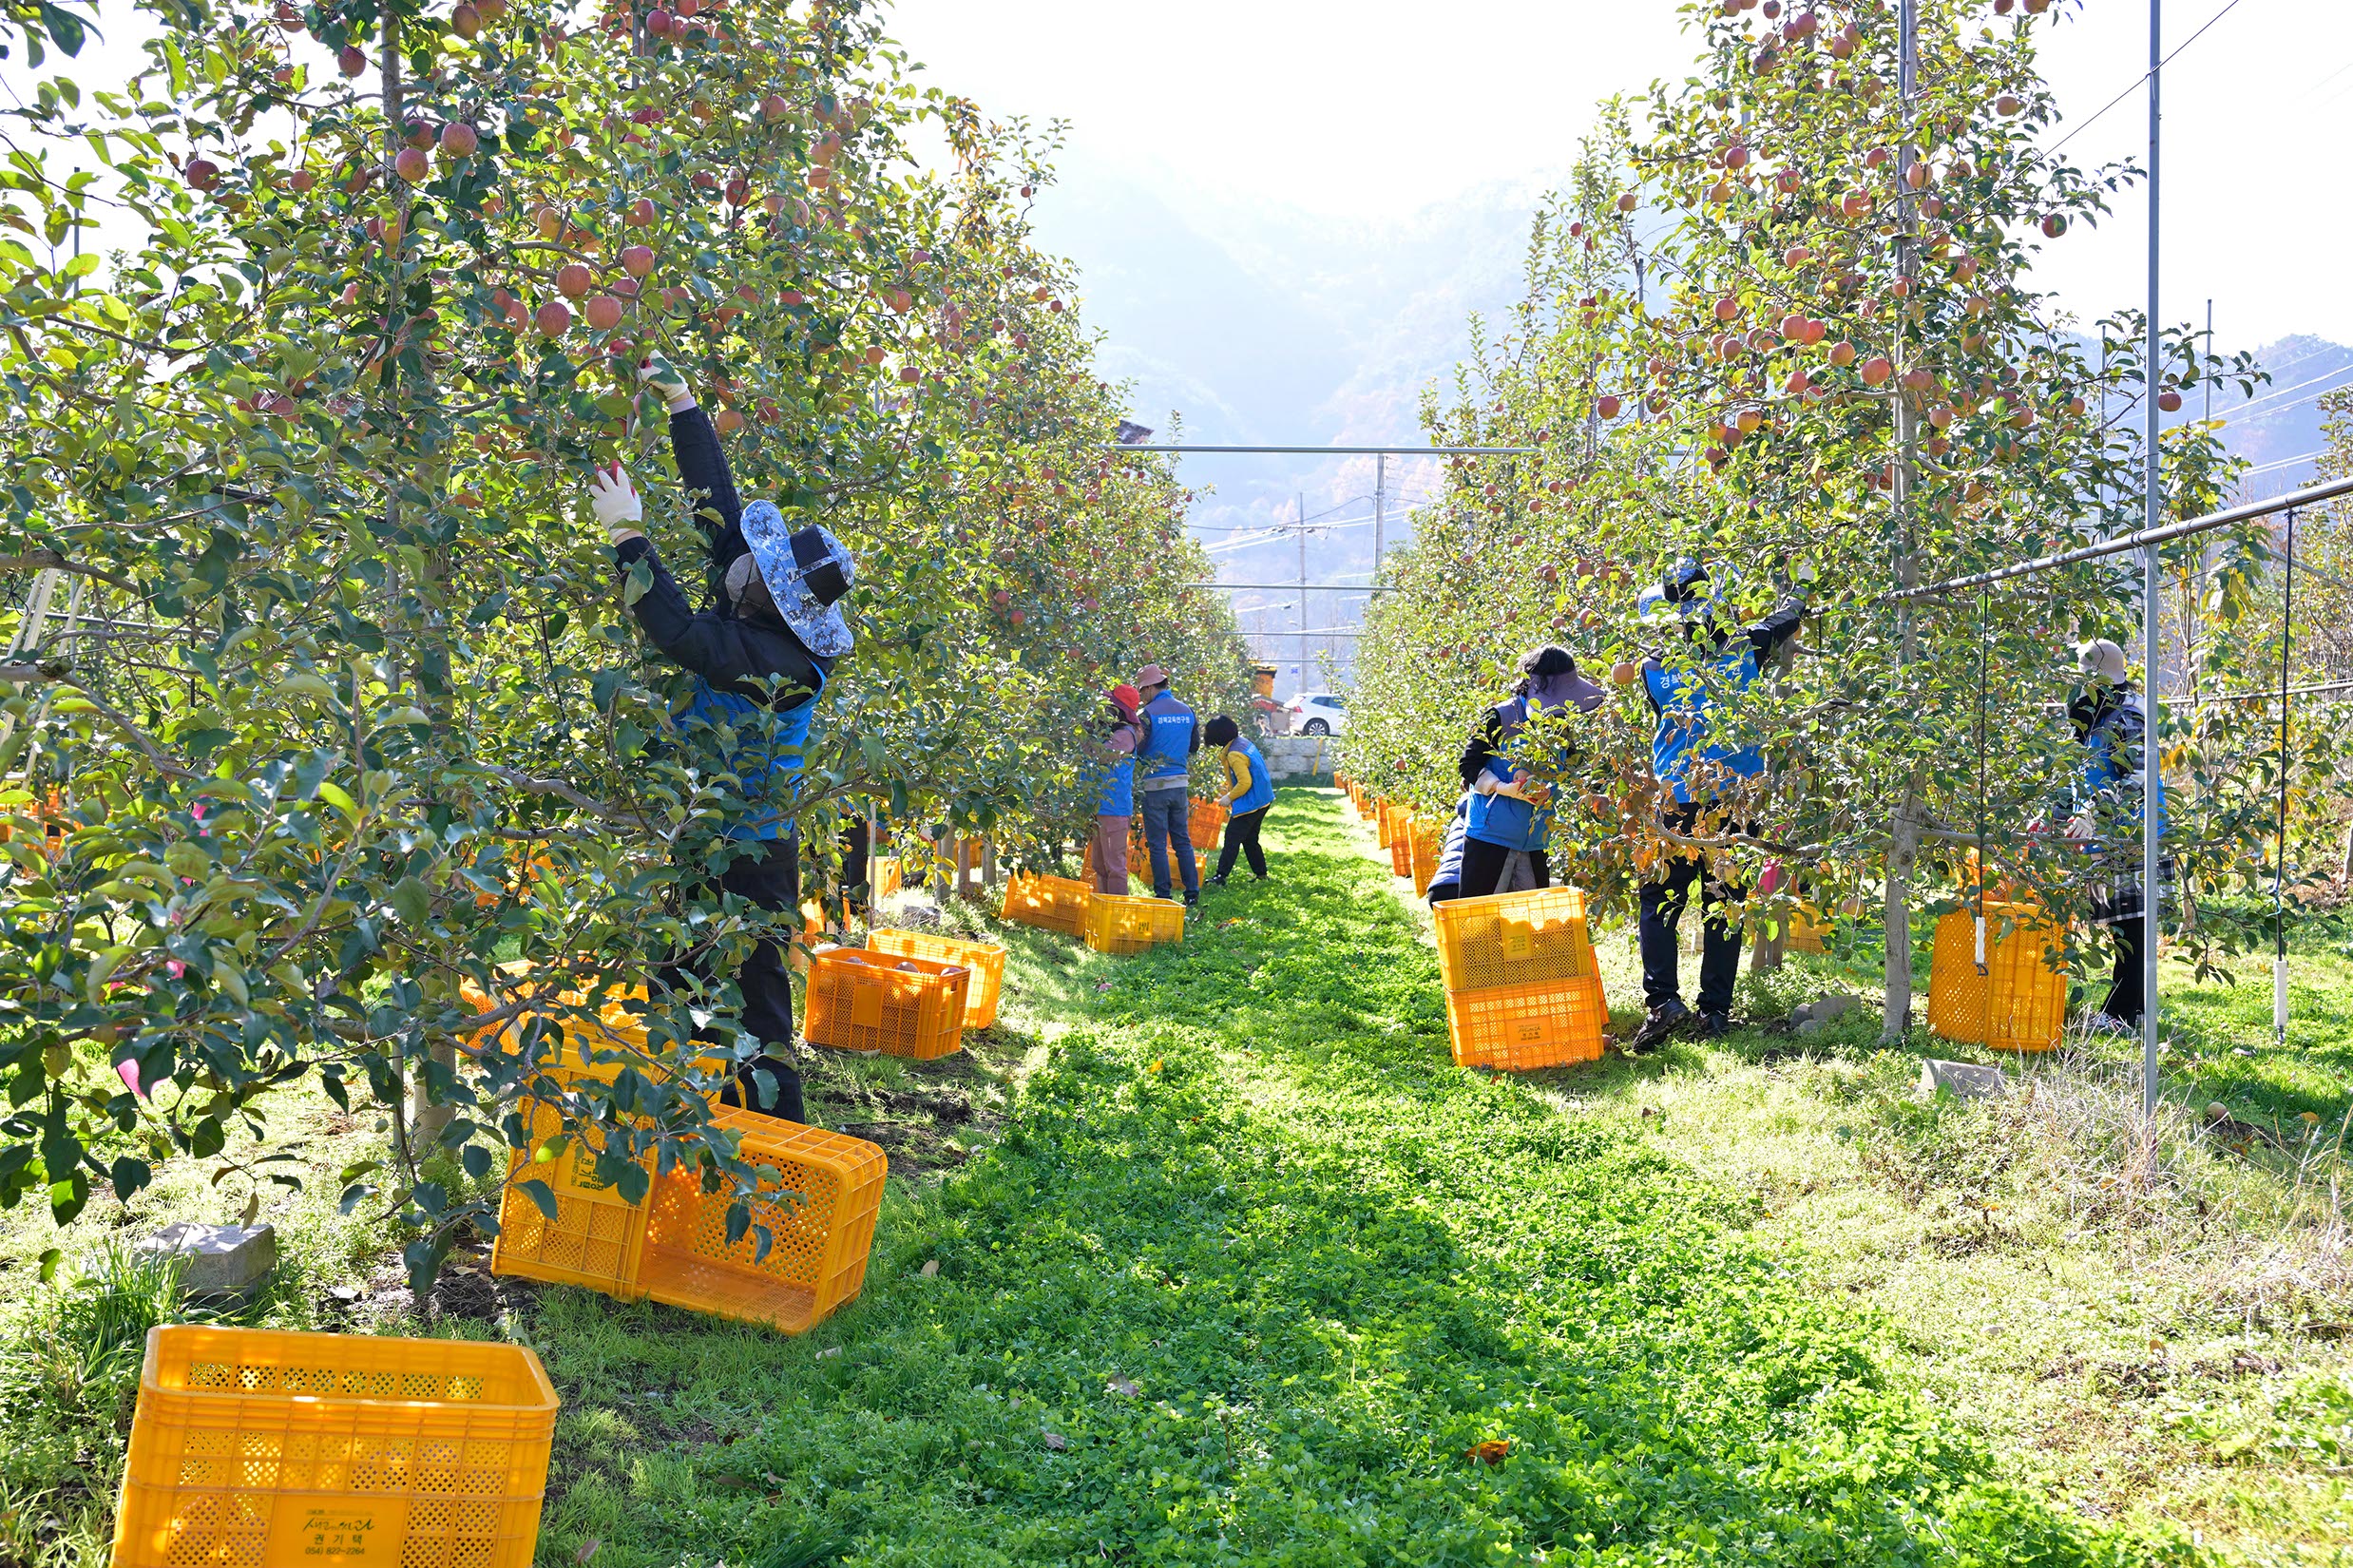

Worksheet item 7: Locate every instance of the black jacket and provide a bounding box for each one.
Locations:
[615,406,832,703]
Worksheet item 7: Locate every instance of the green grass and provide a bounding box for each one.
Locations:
[6,787,2351,1564]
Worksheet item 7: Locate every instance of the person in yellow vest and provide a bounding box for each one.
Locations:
[1204,715,1274,886]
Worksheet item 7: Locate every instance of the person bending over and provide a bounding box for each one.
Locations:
[1435,645,1604,904]
[1204,714,1274,886]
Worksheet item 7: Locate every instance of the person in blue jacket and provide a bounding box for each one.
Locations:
[1203,714,1275,886]
[585,360,857,1125]
[1626,559,1805,1049]
[2067,638,2169,1033]
[1132,663,1202,906]
[1090,683,1144,894]
[1432,645,1604,904]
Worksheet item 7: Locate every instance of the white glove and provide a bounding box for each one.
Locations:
[2065,812,2095,843]
[1472,773,1500,796]
[588,464,644,545]
[639,355,696,412]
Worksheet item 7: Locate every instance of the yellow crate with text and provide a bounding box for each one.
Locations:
[1927,904,2070,1053]
[462,967,730,1300]
[870,855,903,902]
[1387,809,1417,877]
[1000,871,1093,938]
[1083,890,1188,955]
[1189,796,1228,851]
[1444,977,1608,1070]
[802,947,970,1060]
[112,1326,559,1568]
[637,1110,888,1334]
[1408,817,1443,897]
[1432,887,1604,997]
[869,927,1005,1030]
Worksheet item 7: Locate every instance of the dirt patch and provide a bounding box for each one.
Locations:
[328,1252,540,1329]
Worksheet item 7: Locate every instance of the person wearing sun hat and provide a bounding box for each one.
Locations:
[584,357,857,1127]
[1132,662,1202,906]
[2065,636,2169,1034]
[1089,683,1145,894]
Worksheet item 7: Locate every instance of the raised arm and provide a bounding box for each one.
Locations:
[642,359,749,579]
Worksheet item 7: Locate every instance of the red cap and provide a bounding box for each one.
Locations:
[1108,683,1141,716]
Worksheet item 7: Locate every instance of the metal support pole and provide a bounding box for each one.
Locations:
[1883,0,1922,1042]
[1372,452,1387,589]
[1297,493,1308,691]
[2142,0,2164,1123]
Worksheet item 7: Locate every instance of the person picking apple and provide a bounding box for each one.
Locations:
[1430,644,1606,905]
[584,358,858,1126]
[1626,558,1806,1050]
[2064,637,2169,1035]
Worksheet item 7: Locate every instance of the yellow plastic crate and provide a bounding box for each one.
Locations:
[1408,817,1442,897]
[113,1326,558,1568]
[465,969,734,1299]
[868,927,1005,1030]
[1377,802,1399,850]
[802,947,970,1060]
[870,854,902,902]
[1927,904,2069,1052]
[1083,891,1187,955]
[1387,809,1416,877]
[639,1110,888,1334]
[1189,796,1228,851]
[1432,886,1601,995]
[1359,791,1382,822]
[1444,976,1608,1071]
[1000,871,1093,938]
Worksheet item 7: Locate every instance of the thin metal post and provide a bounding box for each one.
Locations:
[1372,452,1387,589]
[2142,0,2164,1123]
[1297,493,1308,692]
[1883,0,1922,1042]
[2275,508,2296,1045]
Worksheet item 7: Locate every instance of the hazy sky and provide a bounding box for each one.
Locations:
[895,0,2353,354]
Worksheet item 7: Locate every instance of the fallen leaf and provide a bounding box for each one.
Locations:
[1096,980,1115,991]
[1218,918,1242,928]
[1106,1376,1138,1398]
[1466,1439,1511,1465]
[1146,1060,1163,1074]
[575,1539,602,1565]
[817,1346,842,1359]
[1042,1430,1068,1451]
[919,1259,939,1277]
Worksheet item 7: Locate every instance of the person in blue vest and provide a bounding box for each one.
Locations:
[1624,558,1805,1050]
[1203,715,1275,886]
[1132,663,1202,906]
[2066,637,2170,1034]
[1435,645,1605,904]
[1090,683,1144,894]
[585,360,857,1125]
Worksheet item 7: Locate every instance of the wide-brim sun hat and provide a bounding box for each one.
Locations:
[741,501,855,659]
[2075,638,2128,684]
[1134,663,1169,689]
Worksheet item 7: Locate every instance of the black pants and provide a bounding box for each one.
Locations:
[2101,916,2147,1027]
[841,815,870,912]
[1216,807,1269,880]
[1452,836,1552,902]
[1637,806,1746,1018]
[660,834,806,1125]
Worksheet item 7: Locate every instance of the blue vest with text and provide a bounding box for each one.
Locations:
[1138,692,1195,785]
[1228,738,1274,815]
[677,672,821,840]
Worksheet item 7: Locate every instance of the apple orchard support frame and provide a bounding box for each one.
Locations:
[1109,442,1537,679]
[1890,468,2353,1125]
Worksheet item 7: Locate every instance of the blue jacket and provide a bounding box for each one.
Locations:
[1138,690,1197,787]
[1643,604,1804,806]
[1427,794,1470,902]
[1463,697,1554,853]
[1095,755,1135,817]
[2077,692,2167,841]
[1227,738,1274,815]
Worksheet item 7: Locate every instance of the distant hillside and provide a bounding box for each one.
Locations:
[1042,161,2347,691]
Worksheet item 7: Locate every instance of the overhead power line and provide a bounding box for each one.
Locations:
[2043,0,2250,161]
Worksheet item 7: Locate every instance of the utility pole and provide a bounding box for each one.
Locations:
[1297,492,1309,694]
[2141,0,2165,1122]
[1882,0,1923,1042]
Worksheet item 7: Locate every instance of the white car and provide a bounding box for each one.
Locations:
[1288,691,1349,736]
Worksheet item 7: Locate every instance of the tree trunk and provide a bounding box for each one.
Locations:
[1883,800,1920,1041]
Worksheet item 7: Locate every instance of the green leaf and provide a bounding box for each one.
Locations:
[517,1177,558,1223]
[389,876,432,926]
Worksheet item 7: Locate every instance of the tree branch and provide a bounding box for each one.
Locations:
[0,661,198,777]
[0,550,140,593]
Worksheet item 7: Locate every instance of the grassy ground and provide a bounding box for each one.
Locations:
[3,788,2348,1564]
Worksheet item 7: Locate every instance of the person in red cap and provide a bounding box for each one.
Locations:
[1091,685,1145,894]
[1132,663,1202,905]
